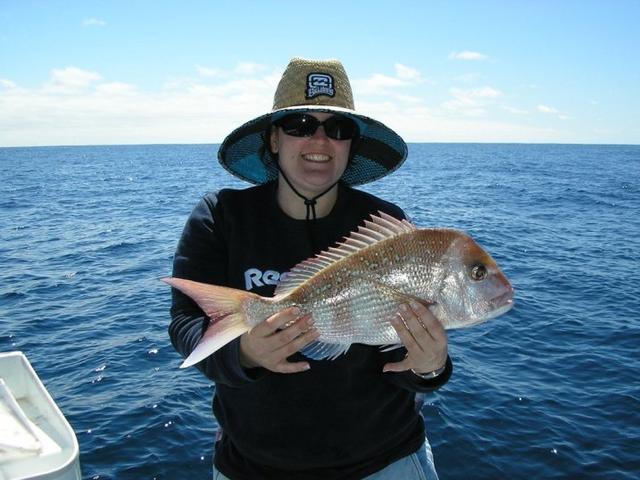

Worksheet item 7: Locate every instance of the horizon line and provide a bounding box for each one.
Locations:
[1,141,639,149]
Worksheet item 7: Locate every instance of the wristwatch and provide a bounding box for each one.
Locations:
[411,363,447,380]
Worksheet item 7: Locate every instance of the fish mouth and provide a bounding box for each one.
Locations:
[487,290,515,318]
[464,291,514,327]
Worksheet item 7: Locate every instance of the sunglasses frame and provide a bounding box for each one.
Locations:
[274,113,359,141]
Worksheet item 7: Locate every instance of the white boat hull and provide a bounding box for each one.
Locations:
[0,352,81,480]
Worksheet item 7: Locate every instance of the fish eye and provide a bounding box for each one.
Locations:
[470,264,488,281]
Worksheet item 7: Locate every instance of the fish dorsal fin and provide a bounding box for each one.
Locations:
[275,211,416,296]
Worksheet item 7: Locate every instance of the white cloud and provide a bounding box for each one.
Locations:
[502,105,529,115]
[394,64,421,81]
[393,94,424,104]
[196,65,223,78]
[454,73,482,84]
[359,97,564,143]
[354,64,426,97]
[235,62,268,75]
[0,79,17,89]
[196,62,268,78]
[443,86,502,115]
[537,104,559,114]
[466,87,501,98]
[0,64,583,146]
[45,67,102,93]
[82,18,107,27]
[449,51,488,61]
[95,82,138,96]
[359,73,407,89]
[536,104,571,121]
[0,65,279,146]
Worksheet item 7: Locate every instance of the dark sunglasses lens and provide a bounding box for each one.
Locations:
[277,114,358,140]
[278,114,318,137]
[324,116,358,140]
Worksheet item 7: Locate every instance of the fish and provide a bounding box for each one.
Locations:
[165,212,514,368]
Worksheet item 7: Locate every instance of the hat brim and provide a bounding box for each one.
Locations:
[217,106,407,187]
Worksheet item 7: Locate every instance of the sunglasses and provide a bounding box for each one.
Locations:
[275,113,359,140]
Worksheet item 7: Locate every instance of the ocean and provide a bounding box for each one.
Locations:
[1,143,638,479]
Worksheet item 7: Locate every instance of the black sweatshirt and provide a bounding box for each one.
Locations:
[169,182,452,480]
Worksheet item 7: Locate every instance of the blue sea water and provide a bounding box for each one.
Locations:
[0,143,638,479]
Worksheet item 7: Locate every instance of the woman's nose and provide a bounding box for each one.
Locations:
[309,125,329,140]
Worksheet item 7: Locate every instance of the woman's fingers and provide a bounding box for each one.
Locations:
[258,306,303,335]
[240,308,320,373]
[271,327,321,373]
[383,301,448,374]
[410,301,447,343]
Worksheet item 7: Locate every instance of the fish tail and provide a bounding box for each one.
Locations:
[163,277,258,368]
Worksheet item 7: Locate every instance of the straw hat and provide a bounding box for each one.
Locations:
[217,57,407,186]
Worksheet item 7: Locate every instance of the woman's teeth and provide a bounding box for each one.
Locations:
[303,153,331,162]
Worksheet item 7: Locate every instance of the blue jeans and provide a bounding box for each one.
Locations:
[212,439,439,480]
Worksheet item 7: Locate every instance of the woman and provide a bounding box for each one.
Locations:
[169,57,452,480]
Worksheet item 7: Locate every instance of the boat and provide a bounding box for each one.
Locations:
[0,351,81,480]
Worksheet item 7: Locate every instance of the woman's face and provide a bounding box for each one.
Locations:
[270,112,352,197]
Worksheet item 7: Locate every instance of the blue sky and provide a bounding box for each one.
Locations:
[1,0,638,146]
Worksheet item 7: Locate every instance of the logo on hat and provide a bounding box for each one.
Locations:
[306,73,335,99]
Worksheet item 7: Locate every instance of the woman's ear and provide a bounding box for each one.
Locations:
[270,128,279,154]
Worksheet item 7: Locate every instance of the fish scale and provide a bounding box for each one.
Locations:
[164,212,514,368]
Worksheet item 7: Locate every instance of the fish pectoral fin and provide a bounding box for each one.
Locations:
[300,341,351,361]
[379,344,404,353]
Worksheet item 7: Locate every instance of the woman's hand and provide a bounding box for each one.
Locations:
[383,301,448,375]
[239,307,320,374]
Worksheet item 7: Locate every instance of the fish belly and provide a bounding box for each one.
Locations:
[296,280,404,346]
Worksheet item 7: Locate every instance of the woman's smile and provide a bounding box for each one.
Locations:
[302,153,332,163]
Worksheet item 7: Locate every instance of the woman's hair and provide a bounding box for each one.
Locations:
[259,125,277,168]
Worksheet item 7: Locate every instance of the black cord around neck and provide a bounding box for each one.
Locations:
[278,167,337,221]
[277,166,339,254]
